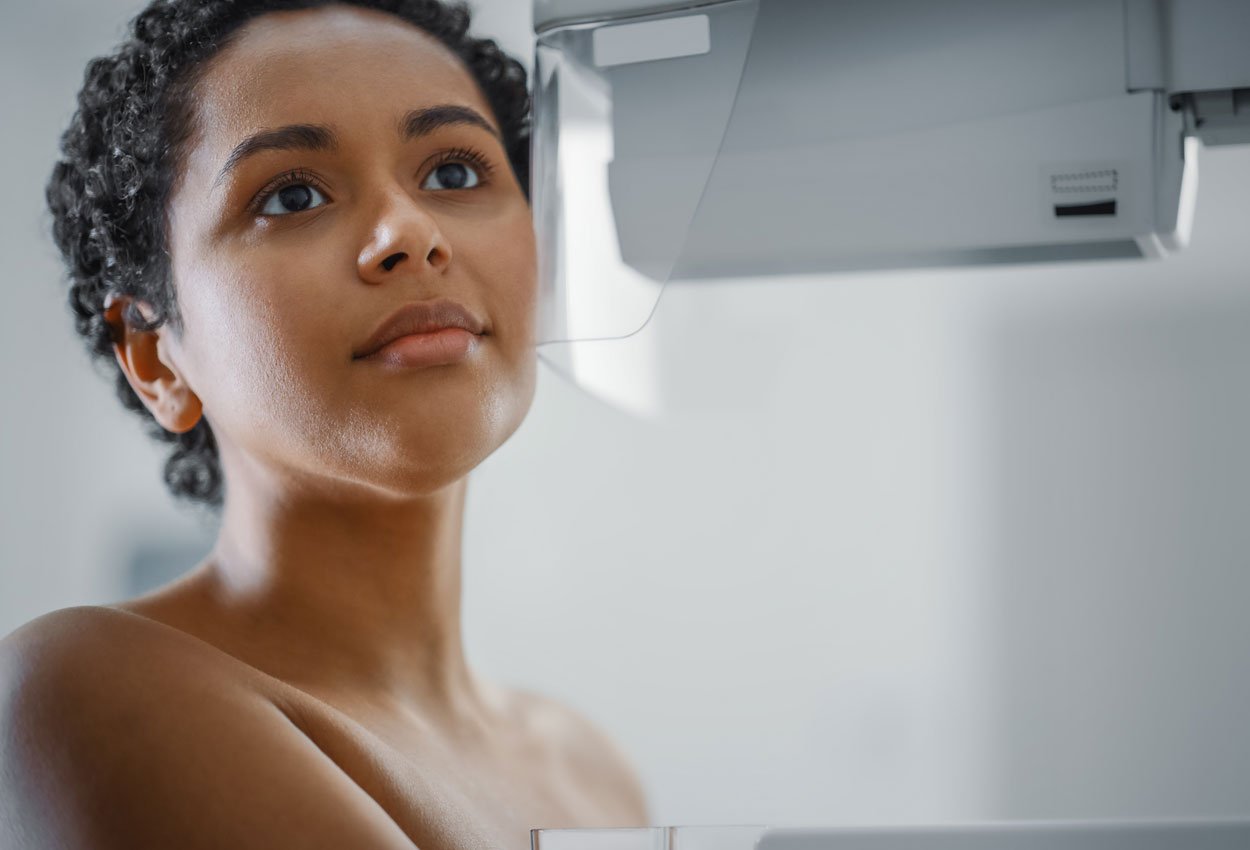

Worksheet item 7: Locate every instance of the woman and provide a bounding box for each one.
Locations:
[0,1,649,846]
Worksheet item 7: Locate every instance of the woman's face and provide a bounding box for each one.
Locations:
[160,5,537,498]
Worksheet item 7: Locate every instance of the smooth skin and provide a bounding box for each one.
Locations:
[0,6,647,848]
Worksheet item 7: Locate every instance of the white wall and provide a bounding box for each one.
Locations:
[4,0,1250,829]
[0,0,209,630]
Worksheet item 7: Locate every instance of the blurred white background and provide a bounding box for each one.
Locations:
[3,0,1250,829]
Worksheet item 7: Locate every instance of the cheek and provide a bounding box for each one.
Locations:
[490,220,540,431]
[478,213,539,347]
[470,219,538,425]
[175,253,345,454]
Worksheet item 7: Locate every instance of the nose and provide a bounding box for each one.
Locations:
[356,187,452,284]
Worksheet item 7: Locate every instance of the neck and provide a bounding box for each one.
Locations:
[182,446,485,724]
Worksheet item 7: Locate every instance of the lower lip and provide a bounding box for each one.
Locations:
[357,328,480,369]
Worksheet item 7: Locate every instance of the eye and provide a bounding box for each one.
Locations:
[423,162,479,191]
[258,180,328,216]
[421,147,494,192]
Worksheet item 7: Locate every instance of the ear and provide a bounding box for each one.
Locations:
[103,293,203,434]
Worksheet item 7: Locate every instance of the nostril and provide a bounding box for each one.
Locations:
[380,252,407,272]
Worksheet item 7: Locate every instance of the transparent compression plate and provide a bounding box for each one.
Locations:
[532,825,771,850]
[531,0,760,353]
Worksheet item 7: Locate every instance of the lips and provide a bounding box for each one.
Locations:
[354,298,487,359]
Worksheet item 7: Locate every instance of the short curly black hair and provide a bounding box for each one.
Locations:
[46,0,531,515]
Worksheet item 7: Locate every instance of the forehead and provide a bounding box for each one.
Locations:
[191,5,493,150]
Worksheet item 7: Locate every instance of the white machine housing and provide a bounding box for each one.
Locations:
[532,0,1250,282]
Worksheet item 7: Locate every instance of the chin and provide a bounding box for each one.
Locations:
[381,414,526,487]
[331,365,534,488]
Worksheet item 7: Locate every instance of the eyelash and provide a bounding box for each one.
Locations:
[250,167,327,215]
[249,146,497,215]
[430,146,496,182]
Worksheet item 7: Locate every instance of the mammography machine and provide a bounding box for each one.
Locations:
[528,0,1250,844]
[530,0,1250,414]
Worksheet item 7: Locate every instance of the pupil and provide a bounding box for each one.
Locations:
[436,163,468,189]
[279,184,313,211]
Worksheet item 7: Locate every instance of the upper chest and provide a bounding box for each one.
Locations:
[274,686,617,850]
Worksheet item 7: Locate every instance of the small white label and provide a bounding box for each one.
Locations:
[592,14,710,68]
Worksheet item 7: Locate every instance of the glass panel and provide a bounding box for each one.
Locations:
[532,825,771,850]
[531,0,761,348]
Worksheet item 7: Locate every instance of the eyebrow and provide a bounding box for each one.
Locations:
[214,104,501,186]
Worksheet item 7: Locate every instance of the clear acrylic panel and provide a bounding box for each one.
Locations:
[531,0,761,349]
[532,825,771,850]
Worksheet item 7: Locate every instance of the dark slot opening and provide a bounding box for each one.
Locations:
[1054,199,1117,217]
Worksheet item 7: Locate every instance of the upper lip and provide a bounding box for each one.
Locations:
[354,298,487,359]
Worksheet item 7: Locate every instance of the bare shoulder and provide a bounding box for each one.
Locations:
[0,604,264,721]
[0,606,417,849]
[511,687,650,826]
[2,603,219,676]
[0,604,197,706]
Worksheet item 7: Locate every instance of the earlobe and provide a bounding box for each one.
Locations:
[165,383,204,434]
[103,293,203,434]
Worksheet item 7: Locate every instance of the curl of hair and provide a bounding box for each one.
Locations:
[46,0,532,514]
